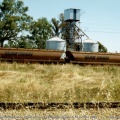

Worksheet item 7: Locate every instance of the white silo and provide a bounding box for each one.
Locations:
[83,39,98,52]
[46,36,66,51]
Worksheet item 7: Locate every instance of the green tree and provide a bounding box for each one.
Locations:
[51,13,80,40]
[28,17,52,49]
[17,36,32,48]
[4,36,32,48]
[98,41,107,52]
[51,13,67,38]
[0,0,33,47]
[51,18,60,36]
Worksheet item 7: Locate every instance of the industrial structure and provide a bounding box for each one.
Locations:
[82,39,98,52]
[46,8,98,53]
[64,8,90,51]
[46,36,66,51]
[0,8,119,65]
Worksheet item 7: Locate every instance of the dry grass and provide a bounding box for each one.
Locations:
[0,109,120,120]
[0,62,120,102]
[0,108,120,120]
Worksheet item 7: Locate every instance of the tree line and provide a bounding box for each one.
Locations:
[0,0,107,52]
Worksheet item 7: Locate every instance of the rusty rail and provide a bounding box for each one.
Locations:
[0,102,120,110]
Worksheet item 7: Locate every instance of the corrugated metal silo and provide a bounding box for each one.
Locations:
[83,39,98,52]
[46,36,66,51]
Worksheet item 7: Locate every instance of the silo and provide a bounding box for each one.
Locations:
[83,39,98,52]
[46,36,66,51]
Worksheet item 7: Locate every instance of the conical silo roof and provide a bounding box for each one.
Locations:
[47,36,65,41]
[83,39,96,43]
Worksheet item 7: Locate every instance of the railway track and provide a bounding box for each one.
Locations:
[0,102,120,110]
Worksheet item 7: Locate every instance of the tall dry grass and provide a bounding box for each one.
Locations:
[0,62,120,102]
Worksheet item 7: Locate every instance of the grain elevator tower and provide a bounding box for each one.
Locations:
[64,8,89,51]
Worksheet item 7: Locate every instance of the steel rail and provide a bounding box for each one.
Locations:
[0,102,120,110]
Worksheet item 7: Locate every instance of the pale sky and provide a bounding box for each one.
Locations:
[23,0,120,52]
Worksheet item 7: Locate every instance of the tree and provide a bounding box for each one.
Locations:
[4,36,32,48]
[98,41,107,52]
[51,18,60,36]
[51,13,80,41]
[28,17,52,49]
[51,13,67,38]
[0,0,33,47]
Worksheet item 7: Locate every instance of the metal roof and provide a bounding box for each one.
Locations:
[47,36,65,41]
[83,39,96,43]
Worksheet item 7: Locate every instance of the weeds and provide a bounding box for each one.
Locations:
[0,63,120,102]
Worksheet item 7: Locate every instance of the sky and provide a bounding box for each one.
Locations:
[23,0,120,52]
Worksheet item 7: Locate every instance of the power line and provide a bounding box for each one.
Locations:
[87,30,120,34]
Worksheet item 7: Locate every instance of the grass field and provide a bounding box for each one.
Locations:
[0,108,120,120]
[0,63,120,119]
[0,62,120,103]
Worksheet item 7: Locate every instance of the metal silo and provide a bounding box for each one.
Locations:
[83,39,98,52]
[46,36,66,51]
